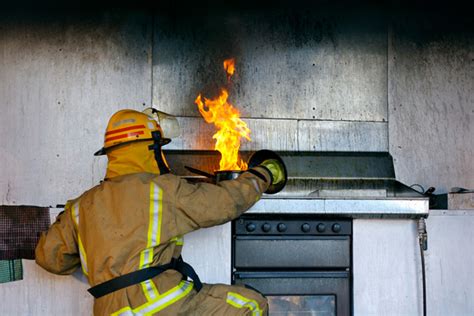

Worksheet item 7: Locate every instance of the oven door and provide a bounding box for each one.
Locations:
[235,271,350,316]
[234,235,351,269]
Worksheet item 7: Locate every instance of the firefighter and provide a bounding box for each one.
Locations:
[35,109,286,315]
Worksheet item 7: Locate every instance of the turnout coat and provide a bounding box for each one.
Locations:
[36,167,270,316]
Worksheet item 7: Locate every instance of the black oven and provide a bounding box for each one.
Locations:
[232,215,352,316]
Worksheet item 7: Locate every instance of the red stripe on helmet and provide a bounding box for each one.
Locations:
[105,124,146,136]
[105,131,145,142]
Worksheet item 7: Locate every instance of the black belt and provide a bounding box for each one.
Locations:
[88,257,202,299]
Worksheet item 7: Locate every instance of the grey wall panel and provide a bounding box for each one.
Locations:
[0,260,92,316]
[388,19,474,193]
[0,11,152,206]
[167,117,298,151]
[298,120,388,151]
[182,223,231,285]
[152,10,387,122]
[353,219,422,315]
[426,211,474,316]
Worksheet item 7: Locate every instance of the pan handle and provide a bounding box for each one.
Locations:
[185,166,216,179]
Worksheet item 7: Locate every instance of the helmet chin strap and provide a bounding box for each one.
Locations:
[149,131,170,175]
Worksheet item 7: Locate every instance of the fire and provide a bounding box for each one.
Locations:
[223,58,235,81]
[195,58,251,171]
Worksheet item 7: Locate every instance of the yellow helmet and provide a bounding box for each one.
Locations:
[94,109,171,156]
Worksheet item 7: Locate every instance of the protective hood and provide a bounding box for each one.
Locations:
[105,140,169,179]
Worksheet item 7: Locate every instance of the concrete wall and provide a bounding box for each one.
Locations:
[0,11,153,206]
[2,9,472,206]
[389,13,474,194]
[153,9,388,153]
[0,8,393,208]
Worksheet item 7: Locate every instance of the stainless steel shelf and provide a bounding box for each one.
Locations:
[248,197,429,218]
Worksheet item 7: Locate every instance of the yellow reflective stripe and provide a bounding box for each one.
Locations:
[139,182,163,300]
[226,292,262,316]
[134,281,193,315]
[140,182,162,268]
[141,279,159,301]
[111,306,134,316]
[71,201,79,229]
[111,281,193,316]
[170,236,184,246]
[71,202,88,276]
[78,236,89,276]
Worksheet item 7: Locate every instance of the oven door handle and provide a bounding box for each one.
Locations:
[234,271,350,279]
[235,235,350,240]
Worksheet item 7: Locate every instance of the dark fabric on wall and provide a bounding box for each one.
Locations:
[0,259,23,283]
[0,205,50,260]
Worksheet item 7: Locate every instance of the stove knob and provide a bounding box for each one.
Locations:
[277,223,287,232]
[316,223,326,233]
[332,223,342,233]
[261,223,271,233]
[301,223,311,233]
[245,223,256,232]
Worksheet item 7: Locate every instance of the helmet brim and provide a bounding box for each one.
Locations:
[93,138,171,156]
[94,147,107,156]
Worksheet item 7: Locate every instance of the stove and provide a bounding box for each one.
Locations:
[164,150,429,315]
[233,214,351,315]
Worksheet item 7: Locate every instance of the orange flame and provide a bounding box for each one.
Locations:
[195,58,250,171]
[223,58,235,81]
